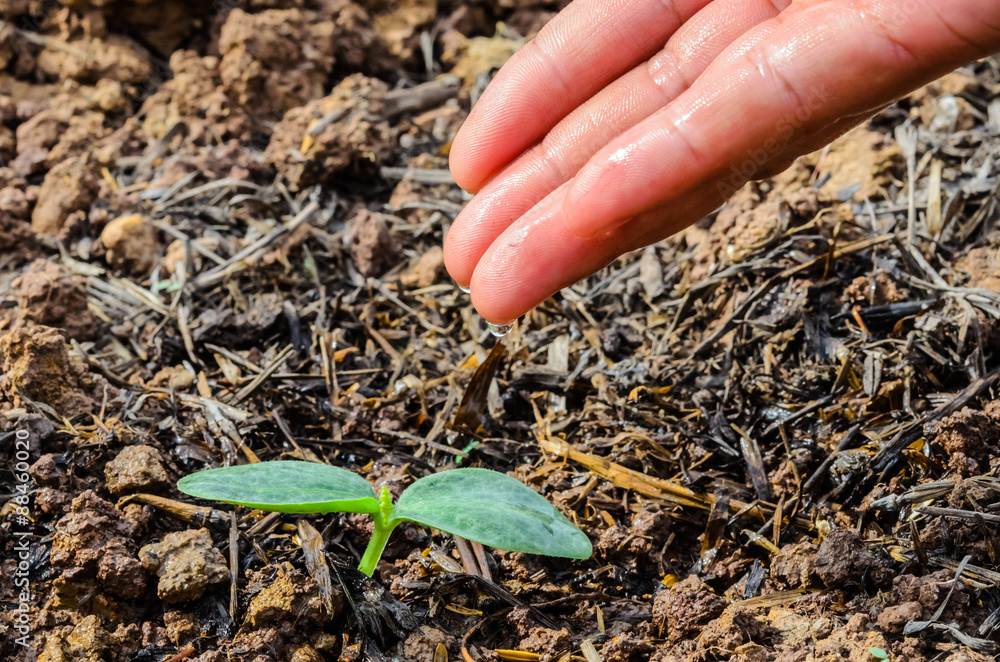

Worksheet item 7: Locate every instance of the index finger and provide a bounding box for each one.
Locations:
[448,0,713,193]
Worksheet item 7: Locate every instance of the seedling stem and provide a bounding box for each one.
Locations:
[358,486,397,576]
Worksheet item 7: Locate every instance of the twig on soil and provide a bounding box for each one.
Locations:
[380,167,456,185]
[190,199,323,290]
[229,512,239,620]
[117,493,229,526]
[691,234,894,357]
[537,436,814,531]
[231,345,295,403]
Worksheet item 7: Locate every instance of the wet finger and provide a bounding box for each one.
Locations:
[562,0,1000,238]
[467,181,724,323]
[448,0,714,193]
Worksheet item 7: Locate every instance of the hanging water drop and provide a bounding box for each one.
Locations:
[487,322,513,337]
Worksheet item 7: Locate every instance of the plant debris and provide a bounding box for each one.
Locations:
[2,3,1000,662]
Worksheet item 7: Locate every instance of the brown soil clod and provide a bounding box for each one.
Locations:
[12,259,97,340]
[100,213,159,274]
[138,528,230,603]
[652,575,727,642]
[245,570,337,628]
[104,445,171,496]
[51,491,149,600]
[0,326,105,417]
[350,209,402,278]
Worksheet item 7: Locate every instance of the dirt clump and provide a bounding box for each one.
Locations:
[289,646,326,662]
[941,652,996,662]
[445,29,525,86]
[888,570,978,630]
[218,7,338,122]
[806,124,903,200]
[36,614,139,662]
[597,506,671,569]
[29,451,73,516]
[400,625,455,662]
[517,625,572,660]
[13,259,97,340]
[13,105,111,176]
[139,50,252,142]
[652,575,727,642]
[350,210,401,277]
[876,600,922,633]
[764,606,817,649]
[245,570,336,627]
[401,245,445,288]
[35,8,153,84]
[956,244,1000,293]
[104,445,170,496]
[29,453,64,488]
[600,622,655,662]
[4,78,126,171]
[139,528,229,603]
[0,212,40,265]
[50,490,148,599]
[374,0,436,64]
[932,406,1000,475]
[265,74,394,189]
[30,155,101,238]
[163,610,200,646]
[793,613,891,662]
[813,528,891,590]
[0,184,33,219]
[101,213,159,273]
[698,604,771,651]
[0,326,107,417]
[770,541,819,589]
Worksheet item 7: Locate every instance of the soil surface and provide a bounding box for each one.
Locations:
[2,3,1000,662]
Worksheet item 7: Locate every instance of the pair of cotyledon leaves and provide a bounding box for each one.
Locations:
[177,462,592,559]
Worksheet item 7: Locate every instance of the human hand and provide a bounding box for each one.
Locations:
[444,0,1000,324]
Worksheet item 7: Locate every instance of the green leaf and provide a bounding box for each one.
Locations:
[391,468,592,559]
[868,648,888,660]
[178,461,380,514]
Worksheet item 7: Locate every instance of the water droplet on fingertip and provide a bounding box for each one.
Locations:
[458,285,471,294]
[487,322,513,337]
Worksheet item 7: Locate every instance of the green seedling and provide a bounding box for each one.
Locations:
[178,461,592,576]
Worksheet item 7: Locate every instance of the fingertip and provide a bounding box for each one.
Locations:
[442,225,474,290]
[468,286,526,330]
[448,130,485,194]
[448,83,524,193]
[467,236,540,326]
